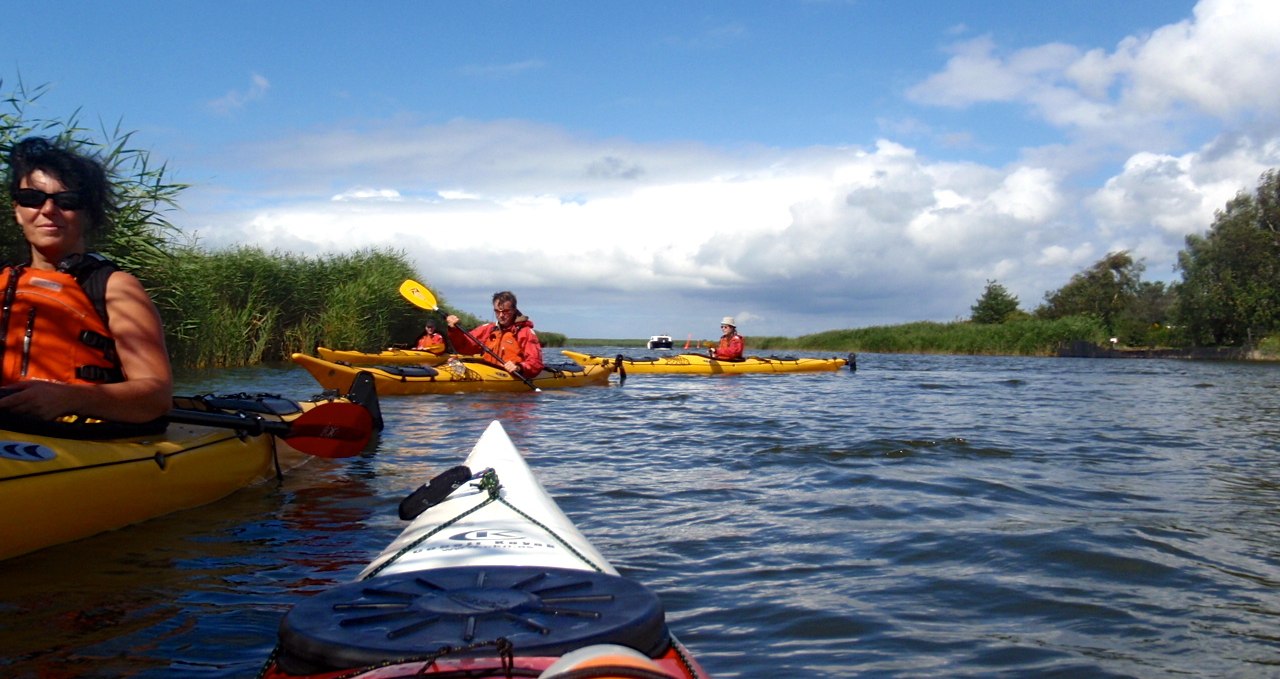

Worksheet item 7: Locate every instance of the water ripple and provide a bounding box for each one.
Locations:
[3,351,1280,677]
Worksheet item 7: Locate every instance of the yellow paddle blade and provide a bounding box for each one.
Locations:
[399,279,439,311]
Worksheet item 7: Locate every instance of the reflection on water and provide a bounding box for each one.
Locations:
[2,350,1279,677]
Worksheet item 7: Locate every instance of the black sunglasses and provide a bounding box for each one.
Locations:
[13,188,85,211]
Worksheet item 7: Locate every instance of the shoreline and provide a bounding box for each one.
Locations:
[1057,340,1279,362]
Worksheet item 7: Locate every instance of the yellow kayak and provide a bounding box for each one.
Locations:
[292,353,614,395]
[562,349,854,374]
[316,346,448,366]
[0,388,378,561]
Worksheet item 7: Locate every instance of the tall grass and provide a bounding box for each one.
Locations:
[153,246,439,368]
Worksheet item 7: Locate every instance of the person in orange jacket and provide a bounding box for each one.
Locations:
[445,291,544,379]
[0,137,172,423]
[710,316,744,360]
[414,323,444,351]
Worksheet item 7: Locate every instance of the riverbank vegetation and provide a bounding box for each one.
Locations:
[755,317,1109,356]
[153,246,444,368]
[4,81,1278,367]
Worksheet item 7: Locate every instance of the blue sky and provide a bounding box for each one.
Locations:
[7,0,1279,340]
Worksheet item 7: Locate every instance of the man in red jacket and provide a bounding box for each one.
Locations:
[445,291,544,379]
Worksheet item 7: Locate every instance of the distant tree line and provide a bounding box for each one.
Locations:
[971,169,1280,349]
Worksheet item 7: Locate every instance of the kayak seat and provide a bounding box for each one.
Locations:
[194,393,302,416]
[275,565,671,675]
[539,643,675,679]
[377,365,440,378]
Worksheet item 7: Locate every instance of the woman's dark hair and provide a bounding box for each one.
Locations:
[7,137,115,235]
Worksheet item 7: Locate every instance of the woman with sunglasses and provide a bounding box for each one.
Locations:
[0,137,172,423]
[710,316,744,361]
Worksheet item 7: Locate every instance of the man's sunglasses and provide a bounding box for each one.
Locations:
[12,188,85,211]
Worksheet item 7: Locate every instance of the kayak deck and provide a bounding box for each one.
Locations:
[563,349,853,374]
[315,346,448,366]
[262,420,706,678]
[0,386,380,562]
[0,420,295,561]
[293,352,614,395]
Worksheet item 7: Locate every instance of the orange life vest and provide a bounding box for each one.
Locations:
[713,333,744,360]
[415,332,443,351]
[0,262,123,386]
[484,325,529,365]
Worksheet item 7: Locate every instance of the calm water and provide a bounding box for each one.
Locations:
[2,349,1278,678]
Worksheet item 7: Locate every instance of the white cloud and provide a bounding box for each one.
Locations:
[1088,132,1280,269]
[182,108,1279,336]
[1121,0,1280,119]
[1037,243,1095,270]
[906,36,1081,108]
[332,188,403,201]
[178,1,1280,337]
[908,0,1280,141]
[207,73,270,115]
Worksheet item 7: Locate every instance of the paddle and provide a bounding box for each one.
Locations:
[397,464,474,520]
[398,279,541,392]
[166,401,373,458]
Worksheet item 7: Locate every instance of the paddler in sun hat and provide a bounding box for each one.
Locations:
[709,316,744,360]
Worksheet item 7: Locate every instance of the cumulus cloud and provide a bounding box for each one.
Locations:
[208,73,270,115]
[1120,0,1280,119]
[908,0,1280,143]
[1087,131,1280,267]
[332,188,403,201]
[179,0,1280,337]
[186,125,1084,333]
[908,37,1081,108]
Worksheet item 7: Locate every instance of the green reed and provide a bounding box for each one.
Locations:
[155,246,434,368]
